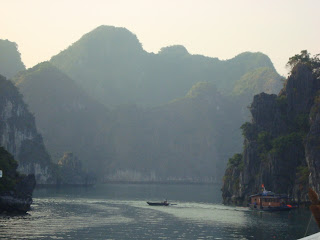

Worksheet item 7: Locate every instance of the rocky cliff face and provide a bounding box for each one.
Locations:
[0,75,54,184]
[12,62,110,177]
[222,63,320,205]
[305,82,320,194]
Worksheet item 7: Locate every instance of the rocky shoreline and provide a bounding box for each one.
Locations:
[0,174,36,214]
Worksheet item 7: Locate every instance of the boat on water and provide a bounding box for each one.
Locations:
[249,185,296,211]
[147,200,169,206]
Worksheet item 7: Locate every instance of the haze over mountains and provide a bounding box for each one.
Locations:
[13,62,110,175]
[50,26,282,108]
[1,26,283,182]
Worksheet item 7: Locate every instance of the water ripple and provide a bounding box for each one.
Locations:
[0,185,318,240]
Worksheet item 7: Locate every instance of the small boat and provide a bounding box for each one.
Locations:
[249,185,296,211]
[147,200,169,206]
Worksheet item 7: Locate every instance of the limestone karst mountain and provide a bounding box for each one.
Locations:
[12,62,111,175]
[0,75,54,183]
[0,39,25,79]
[50,25,283,108]
[1,30,283,182]
[222,51,320,204]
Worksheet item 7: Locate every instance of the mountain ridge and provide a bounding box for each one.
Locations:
[50,25,283,108]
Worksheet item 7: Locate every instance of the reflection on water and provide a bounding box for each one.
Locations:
[0,184,318,239]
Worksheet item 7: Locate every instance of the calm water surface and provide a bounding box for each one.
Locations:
[0,183,318,239]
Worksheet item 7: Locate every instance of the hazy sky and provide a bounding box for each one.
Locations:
[2,0,319,76]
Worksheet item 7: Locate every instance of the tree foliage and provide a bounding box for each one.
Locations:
[227,153,244,170]
[240,122,256,139]
[286,50,320,78]
[270,132,303,154]
[232,67,283,96]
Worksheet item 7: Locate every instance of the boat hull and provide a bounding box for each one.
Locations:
[147,202,169,206]
[249,204,294,211]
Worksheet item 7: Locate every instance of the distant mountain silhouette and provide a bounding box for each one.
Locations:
[0,39,25,79]
[51,25,283,108]
[1,28,284,182]
[11,62,244,181]
[106,82,244,181]
[13,62,110,175]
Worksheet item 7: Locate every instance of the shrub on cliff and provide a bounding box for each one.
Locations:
[240,122,256,140]
[227,153,244,170]
[270,132,303,154]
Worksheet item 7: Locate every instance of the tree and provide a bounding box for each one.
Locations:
[286,50,320,78]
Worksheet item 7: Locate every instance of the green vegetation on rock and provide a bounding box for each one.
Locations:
[222,50,320,205]
[227,153,243,170]
[270,132,303,154]
[0,147,19,192]
[296,165,309,184]
[287,50,320,76]
[233,67,283,97]
[240,122,256,139]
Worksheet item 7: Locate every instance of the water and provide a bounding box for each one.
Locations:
[0,183,318,239]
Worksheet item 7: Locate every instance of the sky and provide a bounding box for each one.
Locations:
[1,0,320,76]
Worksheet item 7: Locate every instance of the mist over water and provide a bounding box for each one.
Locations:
[0,184,318,239]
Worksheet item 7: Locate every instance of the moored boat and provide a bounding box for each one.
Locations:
[249,185,296,211]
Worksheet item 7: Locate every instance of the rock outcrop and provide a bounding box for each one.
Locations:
[57,152,93,185]
[0,39,25,79]
[0,174,36,213]
[0,75,54,184]
[222,63,320,205]
[0,147,36,213]
[305,83,320,194]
